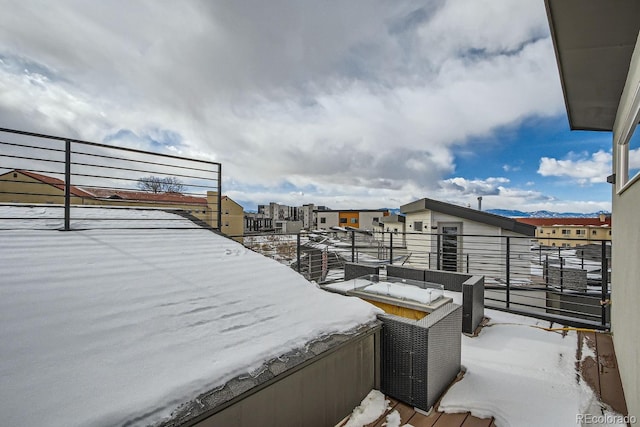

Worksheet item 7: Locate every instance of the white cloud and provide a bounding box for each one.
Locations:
[537,150,612,185]
[0,0,585,211]
[439,177,509,196]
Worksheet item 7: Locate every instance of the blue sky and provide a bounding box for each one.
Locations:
[0,0,634,213]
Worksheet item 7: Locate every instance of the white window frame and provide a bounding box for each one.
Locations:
[615,59,640,194]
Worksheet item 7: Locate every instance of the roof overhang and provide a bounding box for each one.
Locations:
[401,198,536,236]
[545,0,640,131]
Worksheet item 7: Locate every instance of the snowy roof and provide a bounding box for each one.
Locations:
[0,206,380,427]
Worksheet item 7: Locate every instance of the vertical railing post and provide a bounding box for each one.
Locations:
[297,233,301,274]
[544,254,549,286]
[539,244,542,263]
[389,232,394,265]
[505,236,511,309]
[217,164,222,231]
[351,230,355,263]
[466,253,469,274]
[436,233,441,270]
[601,240,608,327]
[64,139,71,231]
[559,256,564,292]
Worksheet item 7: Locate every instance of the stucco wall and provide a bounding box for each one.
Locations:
[220,196,244,241]
[317,211,339,230]
[358,211,384,230]
[612,179,640,420]
[404,211,434,267]
[0,171,85,205]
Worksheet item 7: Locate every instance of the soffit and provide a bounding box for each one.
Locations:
[545,0,640,130]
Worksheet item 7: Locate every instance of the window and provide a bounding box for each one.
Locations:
[552,230,556,234]
[414,221,423,232]
[350,218,357,224]
[320,217,326,224]
[339,218,347,224]
[561,229,570,235]
[592,230,597,235]
[576,230,585,236]
[373,217,379,222]
[614,89,640,191]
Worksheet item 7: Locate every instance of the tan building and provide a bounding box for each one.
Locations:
[516,216,612,247]
[0,169,243,237]
[220,196,244,241]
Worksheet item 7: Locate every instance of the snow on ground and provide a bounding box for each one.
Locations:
[326,280,620,426]
[439,308,608,427]
[340,390,413,427]
[341,390,390,427]
[0,206,381,427]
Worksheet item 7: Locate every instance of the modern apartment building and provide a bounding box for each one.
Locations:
[316,209,390,231]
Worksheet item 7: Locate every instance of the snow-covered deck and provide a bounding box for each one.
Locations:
[338,308,629,427]
[0,206,381,427]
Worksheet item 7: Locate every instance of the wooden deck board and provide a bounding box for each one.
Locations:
[432,412,469,427]
[460,414,493,427]
[369,401,415,427]
[394,402,418,424]
[406,411,442,427]
[595,333,628,415]
[578,331,601,397]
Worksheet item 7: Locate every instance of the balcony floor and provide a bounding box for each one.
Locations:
[340,328,626,427]
[579,331,628,416]
[363,397,495,427]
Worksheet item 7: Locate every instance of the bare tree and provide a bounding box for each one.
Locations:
[137,176,185,193]
[161,176,185,193]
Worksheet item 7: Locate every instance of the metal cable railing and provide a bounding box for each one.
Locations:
[242,229,611,329]
[0,127,222,231]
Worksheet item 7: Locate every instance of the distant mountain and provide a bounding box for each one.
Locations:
[485,209,610,218]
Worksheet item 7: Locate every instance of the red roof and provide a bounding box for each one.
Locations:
[13,169,212,205]
[16,169,95,198]
[516,217,611,227]
[88,188,207,205]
